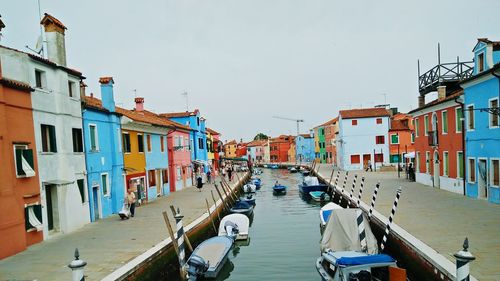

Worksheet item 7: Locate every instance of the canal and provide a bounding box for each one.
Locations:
[214,168,322,280]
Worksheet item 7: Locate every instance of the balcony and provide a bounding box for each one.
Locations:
[419,61,474,95]
[428,131,438,147]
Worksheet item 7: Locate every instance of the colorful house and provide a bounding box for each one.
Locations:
[295,133,315,163]
[323,117,338,165]
[207,128,221,170]
[1,14,91,238]
[206,129,215,168]
[288,141,296,163]
[388,113,415,166]
[314,125,327,163]
[224,140,237,158]
[263,140,270,163]
[0,60,42,258]
[82,77,125,221]
[337,108,391,171]
[461,38,500,204]
[247,140,265,163]
[166,120,192,192]
[270,135,294,163]
[160,109,208,173]
[236,140,248,158]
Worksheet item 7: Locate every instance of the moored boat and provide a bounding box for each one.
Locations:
[290,167,298,173]
[309,191,330,202]
[240,194,256,206]
[218,214,250,241]
[251,178,262,189]
[185,235,234,280]
[299,176,328,193]
[229,201,254,217]
[319,202,342,233]
[269,164,279,169]
[273,184,287,195]
[243,183,257,193]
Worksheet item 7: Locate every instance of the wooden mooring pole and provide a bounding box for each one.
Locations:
[214,183,229,211]
[210,190,221,222]
[205,198,217,233]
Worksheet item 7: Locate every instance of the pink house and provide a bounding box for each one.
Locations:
[167,123,192,191]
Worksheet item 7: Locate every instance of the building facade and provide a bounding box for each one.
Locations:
[166,123,192,192]
[324,117,338,165]
[388,113,415,167]
[224,140,237,158]
[295,133,315,163]
[270,135,294,163]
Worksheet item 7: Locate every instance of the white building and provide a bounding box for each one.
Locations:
[336,108,391,171]
[0,14,89,238]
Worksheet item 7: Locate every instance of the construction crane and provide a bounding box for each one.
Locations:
[272,116,304,136]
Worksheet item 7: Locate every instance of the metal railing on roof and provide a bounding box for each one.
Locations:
[418,61,474,94]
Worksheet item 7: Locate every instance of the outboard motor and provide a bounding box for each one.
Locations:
[224,221,240,239]
[348,270,371,281]
[186,255,209,281]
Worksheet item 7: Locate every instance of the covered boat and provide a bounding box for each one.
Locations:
[229,201,254,217]
[243,183,257,193]
[218,214,250,241]
[319,202,342,233]
[185,235,234,280]
[299,176,328,193]
[269,164,279,169]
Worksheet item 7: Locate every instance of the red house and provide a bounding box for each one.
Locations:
[270,135,294,163]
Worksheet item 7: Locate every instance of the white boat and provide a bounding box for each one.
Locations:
[319,202,342,233]
[185,235,234,280]
[243,183,257,193]
[218,214,250,241]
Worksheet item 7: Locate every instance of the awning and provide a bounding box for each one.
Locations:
[404,152,415,159]
[192,160,209,166]
[220,157,249,162]
[43,179,74,185]
[27,205,43,232]
[21,154,36,177]
[123,167,138,172]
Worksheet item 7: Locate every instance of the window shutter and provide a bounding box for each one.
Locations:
[49,126,57,152]
[23,149,34,169]
[16,149,25,176]
[24,207,30,230]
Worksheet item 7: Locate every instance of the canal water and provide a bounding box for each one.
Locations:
[214,168,323,280]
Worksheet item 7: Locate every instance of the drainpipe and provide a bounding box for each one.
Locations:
[454,96,466,196]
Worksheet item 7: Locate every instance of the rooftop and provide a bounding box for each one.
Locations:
[160,109,200,118]
[408,89,463,114]
[339,108,391,119]
[40,13,67,30]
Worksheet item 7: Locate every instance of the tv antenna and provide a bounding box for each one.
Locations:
[181,92,189,111]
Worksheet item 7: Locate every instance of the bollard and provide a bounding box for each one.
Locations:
[380,187,402,252]
[454,238,475,281]
[349,174,358,206]
[368,181,381,219]
[357,177,365,208]
[330,171,340,200]
[338,171,349,205]
[68,248,86,281]
[355,210,367,253]
[172,207,186,266]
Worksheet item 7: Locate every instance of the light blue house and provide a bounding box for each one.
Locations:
[82,77,125,221]
[144,131,170,201]
[160,109,208,172]
[296,133,315,163]
[461,38,500,204]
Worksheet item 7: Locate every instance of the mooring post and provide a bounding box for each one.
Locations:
[338,171,349,205]
[205,198,218,233]
[349,174,358,206]
[330,171,340,200]
[326,168,336,194]
[210,190,221,222]
[68,248,86,281]
[454,238,475,281]
[214,183,229,211]
[357,177,365,208]
[170,206,193,260]
[355,210,368,253]
[368,181,381,219]
[380,187,402,252]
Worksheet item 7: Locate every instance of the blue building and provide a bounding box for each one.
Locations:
[295,133,315,163]
[461,38,500,204]
[160,109,208,172]
[82,77,125,221]
[144,131,170,201]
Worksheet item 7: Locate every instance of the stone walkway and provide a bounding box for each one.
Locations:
[315,164,500,281]
[0,173,245,281]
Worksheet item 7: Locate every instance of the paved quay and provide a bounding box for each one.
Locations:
[315,164,500,281]
[0,173,246,281]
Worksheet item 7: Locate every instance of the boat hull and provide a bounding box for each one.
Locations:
[229,206,254,217]
[299,184,328,193]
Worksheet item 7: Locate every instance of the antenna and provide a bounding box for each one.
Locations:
[181,92,189,111]
[133,89,137,97]
[37,0,44,56]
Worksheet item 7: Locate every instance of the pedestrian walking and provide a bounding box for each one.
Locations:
[196,172,204,191]
[207,168,212,184]
[365,160,373,172]
[126,188,136,217]
[228,165,233,182]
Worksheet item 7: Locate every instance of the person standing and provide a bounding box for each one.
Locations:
[228,165,233,182]
[366,160,373,172]
[127,189,136,217]
[207,168,212,184]
[196,173,204,191]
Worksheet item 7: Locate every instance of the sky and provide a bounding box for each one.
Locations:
[1,0,499,141]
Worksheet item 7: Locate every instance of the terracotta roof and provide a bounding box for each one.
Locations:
[225,140,237,145]
[408,90,463,114]
[206,128,220,135]
[0,77,34,92]
[299,133,313,138]
[247,140,266,147]
[83,95,107,112]
[160,109,200,118]
[40,13,67,30]
[339,108,391,119]
[320,117,338,127]
[390,120,410,131]
[99,77,114,84]
[392,113,411,120]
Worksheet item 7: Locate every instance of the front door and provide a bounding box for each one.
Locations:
[363,154,371,169]
[92,186,99,221]
[433,151,440,188]
[478,159,488,199]
[45,185,54,231]
[156,169,162,197]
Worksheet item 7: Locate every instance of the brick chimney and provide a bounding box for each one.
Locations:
[135,97,144,112]
[99,77,115,112]
[79,81,87,100]
[437,86,446,101]
[40,13,67,66]
[418,95,425,108]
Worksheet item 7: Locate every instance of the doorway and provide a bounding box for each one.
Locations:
[45,184,59,232]
[433,151,440,188]
[363,154,371,170]
[92,186,100,221]
[478,159,488,199]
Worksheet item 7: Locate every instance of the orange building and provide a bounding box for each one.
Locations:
[224,140,237,158]
[389,113,415,166]
[270,135,294,163]
[323,117,338,165]
[0,62,42,259]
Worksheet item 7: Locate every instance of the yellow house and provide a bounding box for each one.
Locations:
[288,141,296,163]
[120,128,147,200]
[314,127,320,162]
[206,130,214,164]
[224,140,237,158]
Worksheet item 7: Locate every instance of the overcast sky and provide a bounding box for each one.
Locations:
[2,0,499,141]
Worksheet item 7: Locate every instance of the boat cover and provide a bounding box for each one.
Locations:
[320,209,378,254]
[336,254,395,266]
[304,176,320,186]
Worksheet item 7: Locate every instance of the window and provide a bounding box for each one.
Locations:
[415,118,419,137]
[148,170,156,186]
[491,159,499,186]
[426,152,430,173]
[146,135,152,152]
[89,124,99,151]
[374,153,384,163]
[424,115,429,136]
[351,120,358,126]
[14,145,35,177]
[376,118,382,124]
[72,128,83,152]
[162,169,169,184]
[468,158,476,183]
[478,53,484,72]
[416,152,420,173]
[160,136,165,152]
[390,154,400,163]
[101,174,110,196]
[77,179,86,203]
[198,138,204,149]
[24,204,43,232]
[68,81,76,98]
[467,105,475,130]
[457,152,464,179]
[34,69,45,88]
[442,111,448,134]
[443,152,449,176]
[411,132,415,143]
[123,133,131,153]
[41,124,57,152]
[137,134,144,152]
[489,99,499,127]
[375,135,385,144]
[197,117,200,126]
[456,107,463,132]
[390,134,399,144]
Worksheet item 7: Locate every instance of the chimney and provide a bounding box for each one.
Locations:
[437,86,446,101]
[418,95,425,108]
[79,81,87,100]
[135,97,144,112]
[99,77,115,112]
[40,13,67,66]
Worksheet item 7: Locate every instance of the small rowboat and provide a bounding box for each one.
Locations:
[229,201,254,217]
[251,178,262,189]
[309,191,330,202]
[240,194,256,206]
[185,235,234,280]
[243,183,257,193]
[290,167,298,173]
[273,185,287,195]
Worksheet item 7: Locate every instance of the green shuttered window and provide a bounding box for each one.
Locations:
[14,145,35,177]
